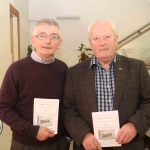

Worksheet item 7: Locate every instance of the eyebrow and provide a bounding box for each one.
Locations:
[93,34,112,37]
[38,32,46,34]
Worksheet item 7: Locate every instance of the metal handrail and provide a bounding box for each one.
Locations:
[117,22,150,50]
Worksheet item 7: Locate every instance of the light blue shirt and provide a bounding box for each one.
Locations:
[31,49,55,64]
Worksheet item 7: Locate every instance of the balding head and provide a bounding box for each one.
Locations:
[88,20,117,37]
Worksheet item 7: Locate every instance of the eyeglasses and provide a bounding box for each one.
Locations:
[92,35,112,42]
[34,34,60,41]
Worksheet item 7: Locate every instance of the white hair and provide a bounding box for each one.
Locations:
[88,20,117,37]
[32,18,62,37]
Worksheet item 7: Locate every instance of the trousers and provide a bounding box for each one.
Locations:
[10,136,70,150]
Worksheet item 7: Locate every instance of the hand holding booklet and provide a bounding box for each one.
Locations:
[92,110,121,147]
[33,98,59,134]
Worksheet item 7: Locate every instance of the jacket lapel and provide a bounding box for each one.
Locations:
[113,54,128,110]
[83,60,98,112]
[82,55,128,112]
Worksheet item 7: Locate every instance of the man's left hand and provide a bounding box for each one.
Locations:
[116,122,137,144]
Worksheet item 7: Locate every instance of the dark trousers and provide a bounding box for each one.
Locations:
[10,136,70,150]
[103,148,114,150]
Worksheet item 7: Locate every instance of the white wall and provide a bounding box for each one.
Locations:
[0,0,30,86]
[0,0,11,88]
[29,0,150,67]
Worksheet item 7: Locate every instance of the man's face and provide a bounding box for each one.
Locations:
[89,22,118,62]
[31,24,62,60]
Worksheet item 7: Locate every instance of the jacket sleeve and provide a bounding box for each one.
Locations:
[62,69,92,147]
[129,61,150,137]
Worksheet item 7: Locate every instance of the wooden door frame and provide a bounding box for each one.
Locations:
[10,4,20,60]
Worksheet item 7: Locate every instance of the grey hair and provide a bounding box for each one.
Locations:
[88,20,117,37]
[32,18,62,37]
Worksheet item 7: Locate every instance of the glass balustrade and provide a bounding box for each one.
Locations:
[116,30,150,74]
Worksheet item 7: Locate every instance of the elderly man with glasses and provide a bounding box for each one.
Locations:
[0,18,70,150]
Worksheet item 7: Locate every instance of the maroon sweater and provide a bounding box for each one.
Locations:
[0,56,68,147]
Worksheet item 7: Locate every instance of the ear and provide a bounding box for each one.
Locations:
[115,35,118,46]
[31,36,36,47]
[89,38,92,49]
[89,37,92,43]
[58,39,62,48]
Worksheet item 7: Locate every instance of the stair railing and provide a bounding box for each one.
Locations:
[116,22,150,50]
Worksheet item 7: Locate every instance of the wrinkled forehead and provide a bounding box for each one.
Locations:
[91,22,115,36]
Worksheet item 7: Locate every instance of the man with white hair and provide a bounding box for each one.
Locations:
[62,20,150,150]
[0,18,70,150]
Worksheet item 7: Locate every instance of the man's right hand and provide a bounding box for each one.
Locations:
[36,126,55,141]
[82,132,102,150]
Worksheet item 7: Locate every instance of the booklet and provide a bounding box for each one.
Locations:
[92,110,121,147]
[33,98,59,134]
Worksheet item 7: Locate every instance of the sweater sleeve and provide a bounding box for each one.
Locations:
[0,63,39,139]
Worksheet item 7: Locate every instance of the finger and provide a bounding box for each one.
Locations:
[46,128,54,134]
[93,140,101,150]
[83,142,94,150]
[84,146,89,150]
[117,132,127,144]
[124,135,133,144]
[116,130,123,142]
[128,137,133,143]
[125,137,132,144]
[44,129,55,138]
[50,134,56,138]
[89,142,97,150]
[116,127,124,142]
[84,142,93,150]
[120,134,129,144]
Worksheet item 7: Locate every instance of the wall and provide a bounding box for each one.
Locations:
[0,0,11,89]
[0,0,30,86]
[29,0,150,67]
[0,0,29,149]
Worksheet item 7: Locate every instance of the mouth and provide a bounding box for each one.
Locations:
[99,48,108,51]
[43,47,52,49]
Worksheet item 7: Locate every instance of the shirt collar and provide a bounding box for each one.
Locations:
[89,54,116,68]
[31,49,55,64]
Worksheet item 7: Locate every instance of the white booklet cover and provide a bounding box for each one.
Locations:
[92,110,121,147]
[33,98,59,134]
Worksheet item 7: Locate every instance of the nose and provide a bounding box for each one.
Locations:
[99,38,106,45]
[45,36,51,43]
